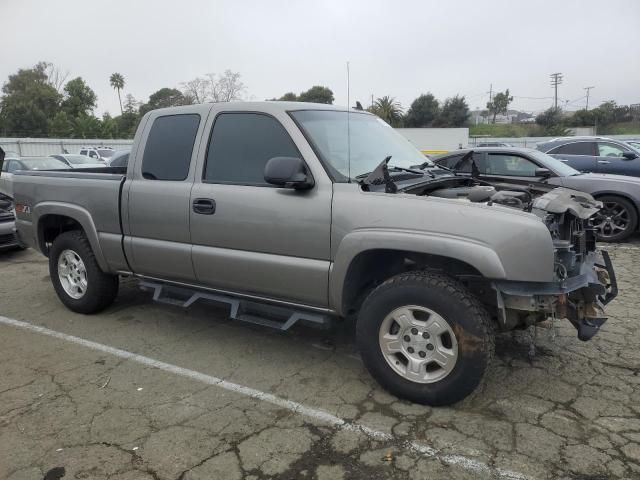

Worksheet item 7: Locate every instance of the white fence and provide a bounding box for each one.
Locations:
[0,138,133,157]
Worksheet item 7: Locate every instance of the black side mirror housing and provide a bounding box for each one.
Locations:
[264,157,314,190]
[622,152,638,160]
[535,168,552,178]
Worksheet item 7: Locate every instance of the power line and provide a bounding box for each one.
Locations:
[550,73,563,109]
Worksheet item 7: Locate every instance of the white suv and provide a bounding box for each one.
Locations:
[79,147,115,162]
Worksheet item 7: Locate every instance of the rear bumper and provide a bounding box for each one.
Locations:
[493,250,616,341]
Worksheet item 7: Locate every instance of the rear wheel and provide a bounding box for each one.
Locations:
[356,270,493,406]
[593,195,637,242]
[49,230,118,313]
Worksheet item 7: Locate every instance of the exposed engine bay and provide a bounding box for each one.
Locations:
[360,160,618,341]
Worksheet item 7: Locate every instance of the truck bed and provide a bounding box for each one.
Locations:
[12,168,127,270]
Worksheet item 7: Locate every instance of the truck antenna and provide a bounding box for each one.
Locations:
[347,61,351,183]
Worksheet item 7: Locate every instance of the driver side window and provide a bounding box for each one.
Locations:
[597,142,626,157]
[486,154,538,176]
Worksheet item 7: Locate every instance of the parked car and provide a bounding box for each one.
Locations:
[623,140,640,150]
[79,146,115,162]
[0,191,23,251]
[537,136,640,177]
[475,142,514,147]
[0,149,25,251]
[12,102,616,406]
[0,156,69,197]
[51,154,105,169]
[433,147,640,241]
[107,149,130,168]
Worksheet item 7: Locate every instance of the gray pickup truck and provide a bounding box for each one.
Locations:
[9,102,617,405]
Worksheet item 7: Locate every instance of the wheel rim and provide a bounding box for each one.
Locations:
[378,305,458,384]
[57,249,88,299]
[593,201,630,239]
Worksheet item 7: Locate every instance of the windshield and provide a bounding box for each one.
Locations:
[21,158,69,170]
[528,150,582,176]
[98,149,114,157]
[64,155,99,165]
[290,110,431,180]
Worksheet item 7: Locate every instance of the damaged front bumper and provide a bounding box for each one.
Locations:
[493,250,617,341]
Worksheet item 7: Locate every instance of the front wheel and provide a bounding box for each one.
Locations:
[593,195,638,242]
[356,271,494,406]
[49,230,119,313]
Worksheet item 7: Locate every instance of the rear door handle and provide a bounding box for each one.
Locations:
[192,198,216,215]
[598,160,610,164]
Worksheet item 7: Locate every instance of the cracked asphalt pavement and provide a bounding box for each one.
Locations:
[1,243,639,480]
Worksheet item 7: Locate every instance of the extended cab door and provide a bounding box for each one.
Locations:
[123,108,207,282]
[546,141,597,172]
[595,141,640,177]
[189,109,332,307]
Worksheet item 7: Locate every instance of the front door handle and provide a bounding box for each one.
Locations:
[598,160,611,164]
[193,198,216,215]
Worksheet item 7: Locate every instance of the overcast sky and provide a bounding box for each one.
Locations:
[2,0,639,117]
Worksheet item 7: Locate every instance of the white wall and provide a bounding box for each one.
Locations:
[395,128,469,153]
[0,138,133,157]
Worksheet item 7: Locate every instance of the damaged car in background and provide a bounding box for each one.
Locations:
[10,104,617,405]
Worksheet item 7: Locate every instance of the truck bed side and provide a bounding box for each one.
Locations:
[12,170,127,273]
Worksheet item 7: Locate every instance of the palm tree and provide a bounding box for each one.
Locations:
[369,96,403,126]
[109,73,125,114]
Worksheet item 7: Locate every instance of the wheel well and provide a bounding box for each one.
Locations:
[341,249,485,316]
[38,214,84,256]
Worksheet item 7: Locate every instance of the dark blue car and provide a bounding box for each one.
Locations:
[537,136,640,177]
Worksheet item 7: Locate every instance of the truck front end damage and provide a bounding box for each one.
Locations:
[493,188,617,341]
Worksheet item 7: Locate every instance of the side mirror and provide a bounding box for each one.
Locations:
[622,152,638,160]
[535,168,552,178]
[264,157,314,190]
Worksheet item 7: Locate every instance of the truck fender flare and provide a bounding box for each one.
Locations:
[329,229,508,315]
[33,202,109,272]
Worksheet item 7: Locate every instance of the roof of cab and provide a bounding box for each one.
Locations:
[145,101,363,117]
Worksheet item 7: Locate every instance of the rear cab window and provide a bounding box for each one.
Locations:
[142,114,201,180]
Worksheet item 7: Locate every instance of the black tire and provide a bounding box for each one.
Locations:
[593,195,638,242]
[356,270,493,406]
[49,230,118,314]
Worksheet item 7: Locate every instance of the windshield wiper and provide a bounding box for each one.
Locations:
[358,156,398,193]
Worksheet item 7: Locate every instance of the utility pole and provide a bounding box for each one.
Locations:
[584,86,595,110]
[488,84,493,103]
[550,73,563,109]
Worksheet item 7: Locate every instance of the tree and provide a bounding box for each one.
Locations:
[109,73,125,114]
[405,93,439,127]
[298,86,334,104]
[72,114,102,139]
[355,101,363,110]
[181,70,246,103]
[486,89,513,123]
[39,61,69,94]
[536,107,570,136]
[567,109,595,127]
[0,63,62,136]
[181,77,209,104]
[48,111,74,137]
[139,88,187,115]
[61,77,97,117]
[100,113,119,138]
[434,95,469,127]
[209,70,246,102]
[278,92,298,101]
[113,94,141,138]
[369,96,403,127]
